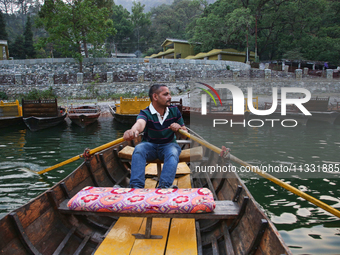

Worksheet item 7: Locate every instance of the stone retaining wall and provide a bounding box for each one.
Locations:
[0,58,339,99]
[0,58,249,84]
[1,79,339,100]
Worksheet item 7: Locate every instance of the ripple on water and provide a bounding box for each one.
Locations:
[271,213,298,224]
[0,161,49,216]
[281,224,340,255]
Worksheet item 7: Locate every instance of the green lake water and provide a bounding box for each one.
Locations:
[0,116,340,254]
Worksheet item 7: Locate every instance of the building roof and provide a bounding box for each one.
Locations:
[145,48,175,59]
[0,40,8,46]
[185,49,255,59]
[161,39,191,47]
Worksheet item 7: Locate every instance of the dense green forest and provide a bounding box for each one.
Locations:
[1,0,340,65]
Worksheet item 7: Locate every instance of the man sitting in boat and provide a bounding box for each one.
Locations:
[123,84,187,188]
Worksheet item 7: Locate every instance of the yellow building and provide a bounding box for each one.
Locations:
[0,40,9,60]
[145,38,256,63]
[185,48,255,62]
[145,39,196,59]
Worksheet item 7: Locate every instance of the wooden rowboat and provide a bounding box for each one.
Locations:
[110,98,183,125]
[262,98,340,125]
[109,104,138,125]
[22,99,67,131]
[0,130,291,254]
[0,100,24,128]
[182,97,255,122]
[68,105,101,128]
[182,105,249,122]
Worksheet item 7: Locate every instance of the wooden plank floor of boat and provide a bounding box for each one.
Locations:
[94,164,197,255]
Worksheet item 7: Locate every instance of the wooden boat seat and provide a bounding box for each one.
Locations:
[59,199,239,219]
[118,145,203,179]
[58,199,239,239]
[118,145,203,162]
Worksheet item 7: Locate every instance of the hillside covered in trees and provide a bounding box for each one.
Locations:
[1,0,340,66]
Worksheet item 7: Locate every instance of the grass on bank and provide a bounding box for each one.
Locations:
[0,87,149,102]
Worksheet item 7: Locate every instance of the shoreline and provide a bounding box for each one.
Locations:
[59,90,340,117]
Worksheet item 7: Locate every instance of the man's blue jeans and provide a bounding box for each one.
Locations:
[129,142,181,188]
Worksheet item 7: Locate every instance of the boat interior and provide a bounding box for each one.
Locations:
[0,132,290,255]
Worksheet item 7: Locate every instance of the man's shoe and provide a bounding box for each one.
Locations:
[168,185,178,189]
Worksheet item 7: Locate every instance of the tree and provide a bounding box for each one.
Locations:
[37,0,116,72]
[23,15,36,58]
[10,35,26,59]
[15,0,34,27]
[189,13,227,52]
[188,0,242,52]
[108,3,134,54]
[149,0,206,52]
[0,10,8,40]
[187,0,340,64]
[224,8,254,61]
[131,1,151,56]
[299,0,340,65]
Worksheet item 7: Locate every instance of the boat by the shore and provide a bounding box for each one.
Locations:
[68,105,101,128]
[22,98,67,131]
[109,104,139,124]
[109,97,150,125]
[182,106,250,122]
[261,97,340,125]
[0,100,24,128]
[110,97,183,125]
[182,97,256,122]
[0,130,291,254]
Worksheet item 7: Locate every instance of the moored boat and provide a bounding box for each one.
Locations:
[109,96,150,125]
[182,97,256,122]
[261,97,340,125]
[182,105,250,122]
[0,130,291,254]
[0,100,24,128]
[68,105,101,128]
[308,110,339,124]
[22,98,67,131]
[110,97,183,125]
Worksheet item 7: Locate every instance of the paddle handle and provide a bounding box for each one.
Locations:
[37,137,126,175]
[178,129,340,218]
[38,155,81,174]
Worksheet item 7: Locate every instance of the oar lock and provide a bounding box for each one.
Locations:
[81,148,92,161]
[220,146,230,159]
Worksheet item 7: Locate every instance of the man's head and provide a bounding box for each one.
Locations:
[149,84,171,107]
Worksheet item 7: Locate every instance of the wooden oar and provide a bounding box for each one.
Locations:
[178,129,340,218]
[37,137,125,174]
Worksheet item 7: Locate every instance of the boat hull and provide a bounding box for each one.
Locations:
[308,111,340,124]
[0,100,23,128]
[0,132,291,254]
[0,116,24,128]
[113,113,137,124]
[23,108,67,131]
[68,106,101,128]
[109,105,137,125]
[182,106,249,122]
[248,111,309,126]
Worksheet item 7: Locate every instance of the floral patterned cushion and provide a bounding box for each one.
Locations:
[67,187,216,214]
